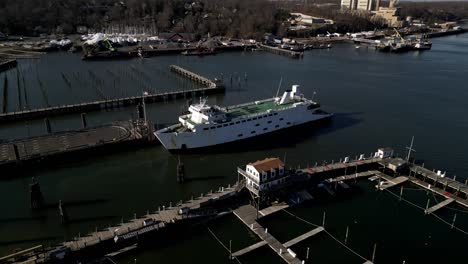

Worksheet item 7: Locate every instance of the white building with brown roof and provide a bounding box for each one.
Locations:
[239,157,289,195]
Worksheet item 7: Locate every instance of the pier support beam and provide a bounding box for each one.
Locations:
[44,118,52,134]
[30,177,44,209]
[81,113,87,128]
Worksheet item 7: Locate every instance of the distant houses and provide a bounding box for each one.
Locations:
[158,33,196,42]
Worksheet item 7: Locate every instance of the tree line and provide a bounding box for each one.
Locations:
[0,0,466,38]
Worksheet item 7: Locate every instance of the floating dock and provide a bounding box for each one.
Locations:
[0,66,225,123]
[233,204,302,264]
[258,44,304,58]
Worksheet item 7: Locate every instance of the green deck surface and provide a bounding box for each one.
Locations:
[227,99,294,118]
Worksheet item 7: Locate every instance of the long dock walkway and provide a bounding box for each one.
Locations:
[258,44,303,58]
[283,227,324,248]
[0,86,224,123]
[425,198,455,215]
[233,205,302,264]
[408,176,468,208]
[10,184,242,263]
[66,184,240,251]
[300,157,383,175]
[410,165,468,199]
[169,65,223,88]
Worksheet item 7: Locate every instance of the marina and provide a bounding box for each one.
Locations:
[0,65,224,123]
[1,146,468,263]
[0,33,467,264]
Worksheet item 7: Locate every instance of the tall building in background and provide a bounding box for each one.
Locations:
[356,0,373,11]
[341,0,373,11]
[341,0,357,10]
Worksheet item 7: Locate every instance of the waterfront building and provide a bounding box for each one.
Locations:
[238,158,290,196]
[372,0,403,27]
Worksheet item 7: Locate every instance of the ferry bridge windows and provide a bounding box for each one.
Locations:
[238,134,243,137]
[251,131,256,134]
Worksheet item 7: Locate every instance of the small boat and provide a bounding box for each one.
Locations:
[182,48,216,56]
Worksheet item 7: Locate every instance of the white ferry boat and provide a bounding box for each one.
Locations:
[155,85,332,151]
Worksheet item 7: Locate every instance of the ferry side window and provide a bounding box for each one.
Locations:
[275,125,279,128]
[223,124,228,127]
[263,128,268,131]
[229,122,234,125]
[268,114,273,117]
[247,119,252,121]
[255,124,260,127]
[217,125,222,128]
[251,131,256,134]
[274,113,278,116]
[210,127,215,130]
[280,118,284,121]
[238,134,243,137]
[253,117,257,120]
[236,121,240,124]
[203,128,209,131]
[267,121,272,124]
[242,120,246,123]
[287,122,291,125]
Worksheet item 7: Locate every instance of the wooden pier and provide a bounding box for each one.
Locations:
[408,176,468,208]
[0,58,17,72]
[0,68,225,123]
[169,65,223,88]
[409,165,468,199]
[0,120,155,172]
[258,44,304,59]
[282,227,324,248]
[425,198,455,215]
[233,205,302,264]
[10,184,242,264]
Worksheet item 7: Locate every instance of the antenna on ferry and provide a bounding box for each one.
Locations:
[312,91,316,101]
[275,77,283,98]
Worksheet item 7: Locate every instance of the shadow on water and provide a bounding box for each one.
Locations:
[0,236,60,246]
[183,175,225,183]
[175,112,362,155]
[43,199,109,209]
[0,216,47,223]
[66,215,119,224]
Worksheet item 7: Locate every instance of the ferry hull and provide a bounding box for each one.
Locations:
[156,113,332,153]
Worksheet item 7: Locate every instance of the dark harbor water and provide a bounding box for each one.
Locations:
[1,33,468,263]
